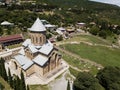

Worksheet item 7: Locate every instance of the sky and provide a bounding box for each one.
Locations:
[90,0,120,6]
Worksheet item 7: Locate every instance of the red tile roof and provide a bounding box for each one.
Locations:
[0,34,23,43]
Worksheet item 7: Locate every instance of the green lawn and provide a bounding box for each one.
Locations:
[63,35,111,45]
[30,85,48,90]
[0,76,12,90]
[69,67,80,77]
[62,53,98,75]
[61,43,120,67]
[7,43,22,49]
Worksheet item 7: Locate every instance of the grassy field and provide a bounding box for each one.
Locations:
[62,53,98,75]
[30,85,48,90]
[63,35,111,45]
[0,76,12,90]
[69,67,79,77]
[7,43,22,49]
[60,43,120,67]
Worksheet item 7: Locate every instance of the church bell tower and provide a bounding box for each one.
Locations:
[29,18,46,46]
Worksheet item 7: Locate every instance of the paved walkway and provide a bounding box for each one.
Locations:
[0,47,22,58]
[49,70,74,90]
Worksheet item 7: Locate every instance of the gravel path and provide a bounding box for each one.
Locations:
[49,71,71,90]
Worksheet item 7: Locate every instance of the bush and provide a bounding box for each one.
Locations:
[97,66,120,90]
[89,26,99,35]
[73,72,102,90]
[98,30,107,39]
[57,35,63,41]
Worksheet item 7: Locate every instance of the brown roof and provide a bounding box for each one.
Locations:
[0,34,23,43]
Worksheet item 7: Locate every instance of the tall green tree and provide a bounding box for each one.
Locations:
[27,85,30,90]
[8,68,13,88]
[89,26,99,35]
[20,71,26,90]
[97,66,120,90]
[98,30,107,39]
[0,58,8,81]
[67,80,70,90]
[73,72,103,90]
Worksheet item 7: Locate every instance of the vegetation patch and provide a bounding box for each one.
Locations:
[61,43,120,66]
[63,35,111,45]
[62,53,98,75]
[69,67,79,77]
[30,85,48,90]
[0,77,12,90]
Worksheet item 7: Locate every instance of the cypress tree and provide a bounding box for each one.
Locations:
[20,71,26,90]
[27,85,30,90]
[0,58,8,81]
[13,77,17,90]
[67,80,70,90]
[8,68,13,88]
[12,75,21,90]
[0,58,2,76]
[16,76,21,90]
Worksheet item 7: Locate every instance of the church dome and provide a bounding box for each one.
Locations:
[29,18,46,32]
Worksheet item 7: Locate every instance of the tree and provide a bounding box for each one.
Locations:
[96,66,120,90]
[27,85,30,90]
[46,33,52,39]
[89,26,99,35]
[0,83,4,90]
[0,26,3,35]
[98,30,107,39]
[20,71,26,90]
[67,80,70,90]
[73,72,103,90]
[8,68,13,88]
[57,35,63,41]
[0,58,8,81]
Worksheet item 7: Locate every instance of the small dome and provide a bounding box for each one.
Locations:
[29,18,46,32]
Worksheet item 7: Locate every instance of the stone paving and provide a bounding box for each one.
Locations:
[49,70,74,90]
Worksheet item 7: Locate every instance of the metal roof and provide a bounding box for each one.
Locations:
[18,48,25,56]
[33,54,48,66]
[14,55,33,70]
[22,39,31,47]
[1,21,14,26]
[28,44,38,53]
[39,43,53,55]
[29,18,46,32]
[22,39,53,55]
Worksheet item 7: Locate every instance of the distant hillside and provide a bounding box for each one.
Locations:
[0,0,120,37]
[36,0,119,9]
[35,0,120,24]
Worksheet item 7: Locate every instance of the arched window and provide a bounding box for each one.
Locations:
[32,36,34,42]
[14,61,18,70]
[40,37,41,43]
[36,37,38,43]
[55,54,57,60]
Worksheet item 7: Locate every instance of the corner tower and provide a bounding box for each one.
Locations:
[29,18,46,46]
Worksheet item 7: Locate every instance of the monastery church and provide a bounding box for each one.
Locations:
[11,18,62,78]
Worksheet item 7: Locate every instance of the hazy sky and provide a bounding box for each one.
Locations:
[90,0,120,6]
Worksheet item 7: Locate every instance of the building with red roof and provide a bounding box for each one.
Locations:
[0,34,24,51]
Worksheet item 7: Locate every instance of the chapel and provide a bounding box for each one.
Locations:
[12,18,61,77]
